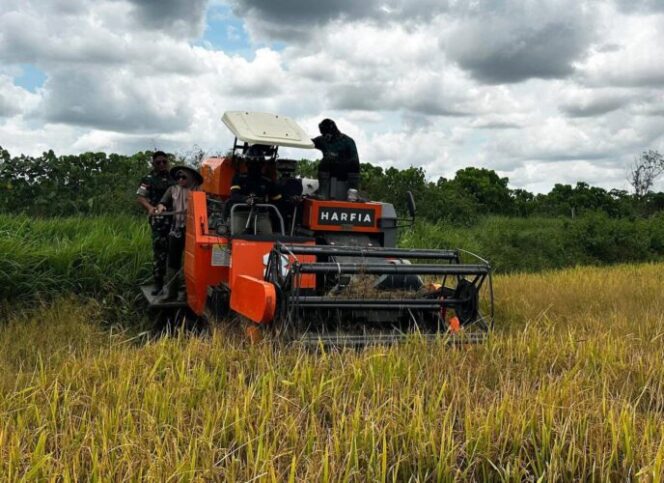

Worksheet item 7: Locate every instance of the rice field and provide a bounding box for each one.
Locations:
[1,262,663,480]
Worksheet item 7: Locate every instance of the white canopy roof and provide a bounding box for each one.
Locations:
[222,111,315,149]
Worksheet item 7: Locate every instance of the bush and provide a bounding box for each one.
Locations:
[400,214,664,273]
[0,148,153,217]
[567,212,653,264]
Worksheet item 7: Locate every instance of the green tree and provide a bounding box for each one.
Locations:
[451,167,513,214]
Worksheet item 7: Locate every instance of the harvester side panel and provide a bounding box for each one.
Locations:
[185,191,229,315]
[230,239,316,289]
[230,240,275,287]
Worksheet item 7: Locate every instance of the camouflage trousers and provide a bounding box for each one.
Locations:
[150,217,172,286]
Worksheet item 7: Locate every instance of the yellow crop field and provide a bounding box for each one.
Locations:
[1,263,663,481]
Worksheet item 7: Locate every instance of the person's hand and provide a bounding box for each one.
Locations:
[148,205,158,216]
[246,195,256,207]
[155,204,167,214]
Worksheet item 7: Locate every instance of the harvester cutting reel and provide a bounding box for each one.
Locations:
[264,243,494,347]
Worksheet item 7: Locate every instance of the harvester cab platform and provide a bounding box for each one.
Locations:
[143,111,494,345]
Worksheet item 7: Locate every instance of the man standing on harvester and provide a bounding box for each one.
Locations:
[312,118,360,199]
[136,151,175,295]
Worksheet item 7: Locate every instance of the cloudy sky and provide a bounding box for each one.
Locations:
[1,0,663,192]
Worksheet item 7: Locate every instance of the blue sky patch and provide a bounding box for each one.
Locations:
[198,4,252,57]
[15,64,46,92]
[196,4,285,58]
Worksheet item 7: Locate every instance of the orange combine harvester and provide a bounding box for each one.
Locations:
[142,111,493,346]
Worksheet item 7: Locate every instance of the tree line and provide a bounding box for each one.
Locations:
[1,146,663,222]
[300,151,664,223]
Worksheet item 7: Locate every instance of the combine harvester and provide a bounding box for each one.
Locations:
[142,112,493,346]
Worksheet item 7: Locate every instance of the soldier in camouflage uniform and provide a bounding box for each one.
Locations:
[312,118,360,198]
[136,151,175,295]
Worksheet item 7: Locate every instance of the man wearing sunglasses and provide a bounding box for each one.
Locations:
[136,151,175,295]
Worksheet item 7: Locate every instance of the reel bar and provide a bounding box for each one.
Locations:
[288,297,466,309]
[291,331,488,347]
[277,243,460,260]
[293,263,489,276]
[267,242,495,347]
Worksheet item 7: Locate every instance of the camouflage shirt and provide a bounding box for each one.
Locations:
[312,133,360,180]
[136,170,175,206]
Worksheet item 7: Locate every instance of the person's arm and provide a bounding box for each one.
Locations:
[269,181,282,202]
[159,186,174,206]
[312,135,324,151]
[137,196,155,214]
[347,137,360,170]
[230,175,248,203]
[156,186,174,213]
[344,138,360,189]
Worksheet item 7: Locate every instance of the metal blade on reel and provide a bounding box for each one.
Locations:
[265,243,494,346]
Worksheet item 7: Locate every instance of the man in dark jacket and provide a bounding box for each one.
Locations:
[312,119,360,198]
[136,151,175,294]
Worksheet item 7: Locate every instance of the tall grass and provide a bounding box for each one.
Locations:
[4,213,664,308]
[1,264,663,480]
[402,214,664,273]
[0,214,150,312]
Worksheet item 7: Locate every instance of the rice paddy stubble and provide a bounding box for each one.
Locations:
[0,264,663,480]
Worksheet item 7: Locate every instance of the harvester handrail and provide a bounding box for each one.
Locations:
[275,243,461,261]
[230,203,285,235]
[293,262,490,275]
[286,297,472,309]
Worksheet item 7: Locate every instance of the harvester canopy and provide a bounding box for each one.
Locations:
[222,111,315,149]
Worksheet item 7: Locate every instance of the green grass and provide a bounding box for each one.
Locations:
[4,213,664,309]
[1,264,663,480]
[402,213,664,273]
[0,214,151,313]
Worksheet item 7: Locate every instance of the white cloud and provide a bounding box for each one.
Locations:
[559,87,635,117]
[443,0,597,84]
[0,0,663,194]
[576,9,664,88]
[0,75,39,117]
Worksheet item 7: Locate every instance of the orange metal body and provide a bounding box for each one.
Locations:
[230,238,315,290]
[229,239,276,286]
[200,157,236,198]
[184,191,316,319]
[302,198,382,233]
[187,164,383,321]
[185,191,229,314]
[230,275,276,324]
